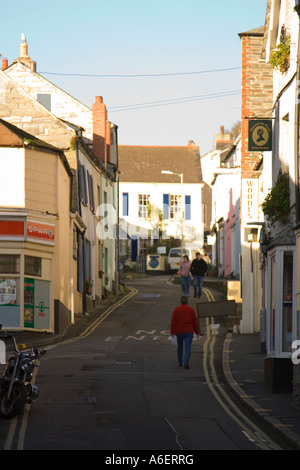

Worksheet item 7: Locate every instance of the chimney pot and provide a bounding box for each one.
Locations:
[30,61,36,72]
[1,59,8,70]
[95,96,103,104]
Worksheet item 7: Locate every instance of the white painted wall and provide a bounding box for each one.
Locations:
[119,181,204,246]
[0,147,25,207]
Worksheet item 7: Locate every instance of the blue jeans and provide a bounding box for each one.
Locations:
[180,276,191,296]
[176,333,193,366]
[193,275,203,297]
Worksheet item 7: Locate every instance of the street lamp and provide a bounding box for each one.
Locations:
[161,170,184,253]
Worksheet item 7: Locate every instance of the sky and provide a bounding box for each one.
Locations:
[0,0,268,155]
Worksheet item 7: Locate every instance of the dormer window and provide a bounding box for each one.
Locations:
[37,93,51,112]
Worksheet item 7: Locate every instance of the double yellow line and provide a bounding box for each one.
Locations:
[3,286,138,450]
[202,289,281,450]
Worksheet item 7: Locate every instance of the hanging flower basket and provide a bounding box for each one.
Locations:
[269,36,290,72]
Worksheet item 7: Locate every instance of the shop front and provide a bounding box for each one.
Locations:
[265,246,295,392]
[0,217,54,332]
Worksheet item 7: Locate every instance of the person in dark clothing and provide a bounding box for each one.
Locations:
[190,252,207,298]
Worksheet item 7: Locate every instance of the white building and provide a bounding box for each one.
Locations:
[118,144,211,269]
[261,0,300,392]
[210,137,241,279]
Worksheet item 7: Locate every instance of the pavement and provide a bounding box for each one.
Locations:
[223,331,300,450]
[4,281,300,451]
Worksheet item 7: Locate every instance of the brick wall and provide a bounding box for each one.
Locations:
[239,28,273,178]
[93,96,108,165]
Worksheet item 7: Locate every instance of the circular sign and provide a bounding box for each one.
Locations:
[149,257,159,269]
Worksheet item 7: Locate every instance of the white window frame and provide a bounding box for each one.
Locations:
[138,194,150,219]
[169,194,181,220]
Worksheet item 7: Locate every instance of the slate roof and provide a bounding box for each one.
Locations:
[238,25,265,37]
[118,145,203,184]
[0,118,72,176]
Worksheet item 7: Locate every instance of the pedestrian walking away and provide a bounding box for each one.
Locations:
[191,251,207,298]
[170,295,200,369]
[177,254,191,296]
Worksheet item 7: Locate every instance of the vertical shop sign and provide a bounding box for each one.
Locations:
[24,278,34,328]
[241,179,259,227]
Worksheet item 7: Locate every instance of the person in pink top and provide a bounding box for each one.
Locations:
[178,255,191,296]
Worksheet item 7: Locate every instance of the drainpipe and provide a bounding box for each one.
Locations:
[82,227,87,315]
[295,4,300,221]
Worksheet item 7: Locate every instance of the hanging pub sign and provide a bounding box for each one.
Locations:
[248,119,272,151]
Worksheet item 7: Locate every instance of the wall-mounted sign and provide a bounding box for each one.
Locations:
[0,219,25,240]
[26,220,55,245]
[241,178,259,228]
[248,119,272,151]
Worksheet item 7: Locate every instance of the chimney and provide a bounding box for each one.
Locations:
[18,33,32,67]
[30,61,36,72]
[93,96,108,167]
[1,59,8,70]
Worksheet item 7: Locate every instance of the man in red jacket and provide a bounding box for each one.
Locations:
[170,296,199,369]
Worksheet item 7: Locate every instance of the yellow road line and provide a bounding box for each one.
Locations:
[202,293,281,450]
[4,286,138,450]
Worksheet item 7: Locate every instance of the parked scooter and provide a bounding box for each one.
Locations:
[0,323,46,419]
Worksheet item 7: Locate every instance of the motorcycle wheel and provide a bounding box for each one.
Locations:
[0,383,27,419]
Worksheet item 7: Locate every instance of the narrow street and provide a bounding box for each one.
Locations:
[0,276,288,453]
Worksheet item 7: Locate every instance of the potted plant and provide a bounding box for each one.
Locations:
[207,264,217,277]
[261,170,290,226]
[86,278,94,295]
[269,35,290,73]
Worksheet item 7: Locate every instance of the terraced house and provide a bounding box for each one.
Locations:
[0,35,119,333]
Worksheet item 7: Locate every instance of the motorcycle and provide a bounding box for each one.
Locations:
[0,323,46,419]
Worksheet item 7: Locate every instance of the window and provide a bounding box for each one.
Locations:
[185,195,191,220]
[163,194,169,219]
[0,255,20,274]
[73,227,78,259]
[268,248,295,356]
[0,278,19,305]
[85,239,91,282]
[87,171,95,212]
[138,194,150,219]
[282,251,293,352]
[104,191,108,231]
[269,254,276,353]
[37,93,51,112]
[24,256,41,277]
[79,164,88,205]
[170,195,181,220]
[122,193,129,216]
